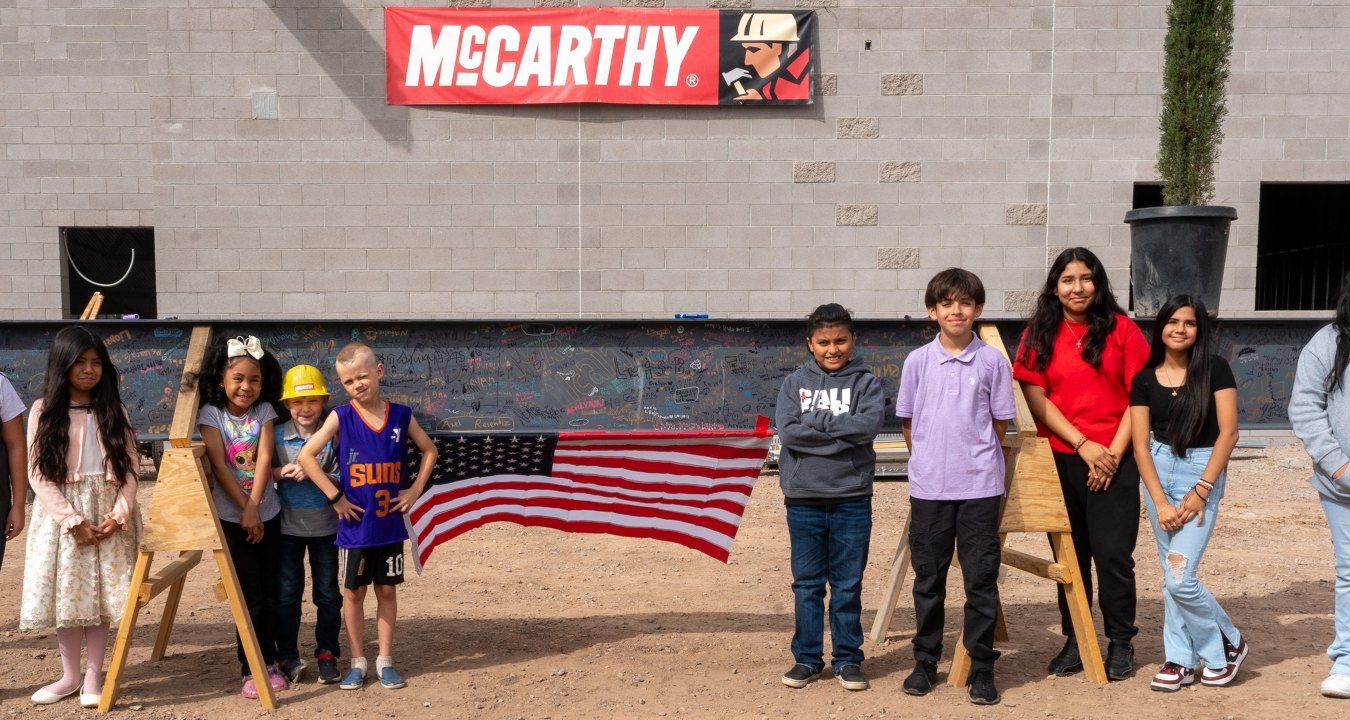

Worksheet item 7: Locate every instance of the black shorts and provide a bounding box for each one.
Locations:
[341,542,405,590]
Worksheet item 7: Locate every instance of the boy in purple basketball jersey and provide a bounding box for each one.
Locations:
[300,342,437,691]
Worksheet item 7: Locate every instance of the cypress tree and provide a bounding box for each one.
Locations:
[1156,0,1235,206]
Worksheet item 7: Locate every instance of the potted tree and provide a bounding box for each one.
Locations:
[1124,0,1237,317]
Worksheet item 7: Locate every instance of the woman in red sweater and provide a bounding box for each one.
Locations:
[1013,247,1149,682]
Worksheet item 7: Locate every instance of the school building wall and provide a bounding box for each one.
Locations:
[2,0,1347,320]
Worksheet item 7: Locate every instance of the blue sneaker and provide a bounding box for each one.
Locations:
[378,666,407,689]
[339,667,365,690]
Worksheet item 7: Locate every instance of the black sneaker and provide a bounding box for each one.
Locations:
[968,667,1000,705]
[316,652,341,685]
[279,657,306,684]
[1106,642,1135,681]
[1047,638,1083,676]
[902,660,938,696]
[781,663,819,689]
[836,664,868,691]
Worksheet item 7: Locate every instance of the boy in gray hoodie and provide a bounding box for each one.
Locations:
[774,303,884,691]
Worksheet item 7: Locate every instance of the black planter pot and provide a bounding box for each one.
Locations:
[1124,204,1236,317]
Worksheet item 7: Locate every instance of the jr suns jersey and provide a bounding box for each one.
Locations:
[335,401,413,548]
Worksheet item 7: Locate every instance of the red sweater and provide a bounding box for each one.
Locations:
[1013,314,1149,453]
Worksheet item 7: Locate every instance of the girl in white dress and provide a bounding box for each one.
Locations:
[21,327,140,708]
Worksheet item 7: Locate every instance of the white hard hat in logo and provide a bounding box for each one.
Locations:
[731,13,799,43]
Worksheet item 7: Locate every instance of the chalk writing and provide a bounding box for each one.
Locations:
[0,320,1316,438]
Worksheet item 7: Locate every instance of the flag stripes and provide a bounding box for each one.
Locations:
[405,425,772,569]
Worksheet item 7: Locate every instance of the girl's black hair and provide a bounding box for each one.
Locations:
[1328,271,1350,394]
[32,326,137,485]
[806,303,855,336]
[1145,295,1217,457]
[1017,247,1128,371]
[194,336,283,414]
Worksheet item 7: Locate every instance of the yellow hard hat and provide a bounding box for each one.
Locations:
[280,364,330,401]
[731,13,799,43]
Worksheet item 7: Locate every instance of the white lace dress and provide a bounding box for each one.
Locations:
[20,410,140,629]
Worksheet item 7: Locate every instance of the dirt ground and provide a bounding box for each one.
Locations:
[0,439,1345,719]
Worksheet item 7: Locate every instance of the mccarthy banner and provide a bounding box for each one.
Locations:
[386,7,815,105]
[403,420,773,569]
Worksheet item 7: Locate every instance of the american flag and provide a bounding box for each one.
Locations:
[404,419,772,569]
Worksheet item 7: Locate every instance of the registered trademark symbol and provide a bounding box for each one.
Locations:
[685,74,698,87]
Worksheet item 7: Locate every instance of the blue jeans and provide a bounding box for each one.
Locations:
[275,532,342,661]
[1321,493,1350,675]
[1141,441,1240,670]
[786,498,872,672]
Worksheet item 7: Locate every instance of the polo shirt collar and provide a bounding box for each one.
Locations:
[933,334,986,365]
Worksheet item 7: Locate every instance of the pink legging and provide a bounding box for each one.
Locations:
[42,624,109,696]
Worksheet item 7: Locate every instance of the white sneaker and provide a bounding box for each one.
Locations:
[1321,673,1350,698]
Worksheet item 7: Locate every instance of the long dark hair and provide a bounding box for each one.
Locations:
[1017,247,1128,371]
[1146,295,1217,457]
[194,336,283,414]
[32,326,137,485]
[1328,271,1350,395]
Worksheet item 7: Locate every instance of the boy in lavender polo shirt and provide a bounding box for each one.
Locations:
[896,268,1016,705]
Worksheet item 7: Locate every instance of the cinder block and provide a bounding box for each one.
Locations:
[881,73,923,95]
[880,161,921,183]
[1005,203,1048,225]
[837,117,879,139]
[793,161,836,183]
[877,247,919,270]
[836,204,878,226]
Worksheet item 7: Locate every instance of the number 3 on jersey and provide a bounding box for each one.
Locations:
[374,489,392,518]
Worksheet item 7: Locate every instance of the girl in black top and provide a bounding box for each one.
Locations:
[1129,295,1246,692]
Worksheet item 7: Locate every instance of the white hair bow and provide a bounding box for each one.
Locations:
[226,335,264,360]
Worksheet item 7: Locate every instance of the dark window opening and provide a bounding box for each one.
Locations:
[62,227,157,319]
[1132,183,1164,211]
[1257,184,1350,311]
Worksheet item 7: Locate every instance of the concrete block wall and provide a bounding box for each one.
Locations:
[2,0,1347,319]
[0,1,153,318]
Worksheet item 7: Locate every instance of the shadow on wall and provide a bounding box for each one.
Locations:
[263,0,412,151]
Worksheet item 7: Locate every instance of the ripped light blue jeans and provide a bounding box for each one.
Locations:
[1319,493,1350,675]
[1141,440,1241,671]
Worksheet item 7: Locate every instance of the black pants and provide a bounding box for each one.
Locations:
[222,515,283,676]
[909,495,1003,669]
[1051,451,1140,644]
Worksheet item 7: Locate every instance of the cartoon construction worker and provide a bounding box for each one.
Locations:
[723,13,811,102]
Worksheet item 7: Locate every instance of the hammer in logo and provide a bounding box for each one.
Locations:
[722,67,752,96]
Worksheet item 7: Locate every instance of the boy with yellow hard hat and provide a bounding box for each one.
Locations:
[272,365,343,686]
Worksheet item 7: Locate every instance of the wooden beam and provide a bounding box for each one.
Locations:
[79,292,102,320]
[169,326,212,448]
[867,515,912,645]
[978,324,1037,437]
[1000,547,1069,582]
[136,550,203,603]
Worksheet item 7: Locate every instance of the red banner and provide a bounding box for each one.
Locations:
[385,8,815,106]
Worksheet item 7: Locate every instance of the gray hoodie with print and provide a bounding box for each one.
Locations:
[774,357,885,501]
[1290,323,1350,503]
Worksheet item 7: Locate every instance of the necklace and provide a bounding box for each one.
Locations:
[1063,319,1086,349]
[1161,365,1184,397]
